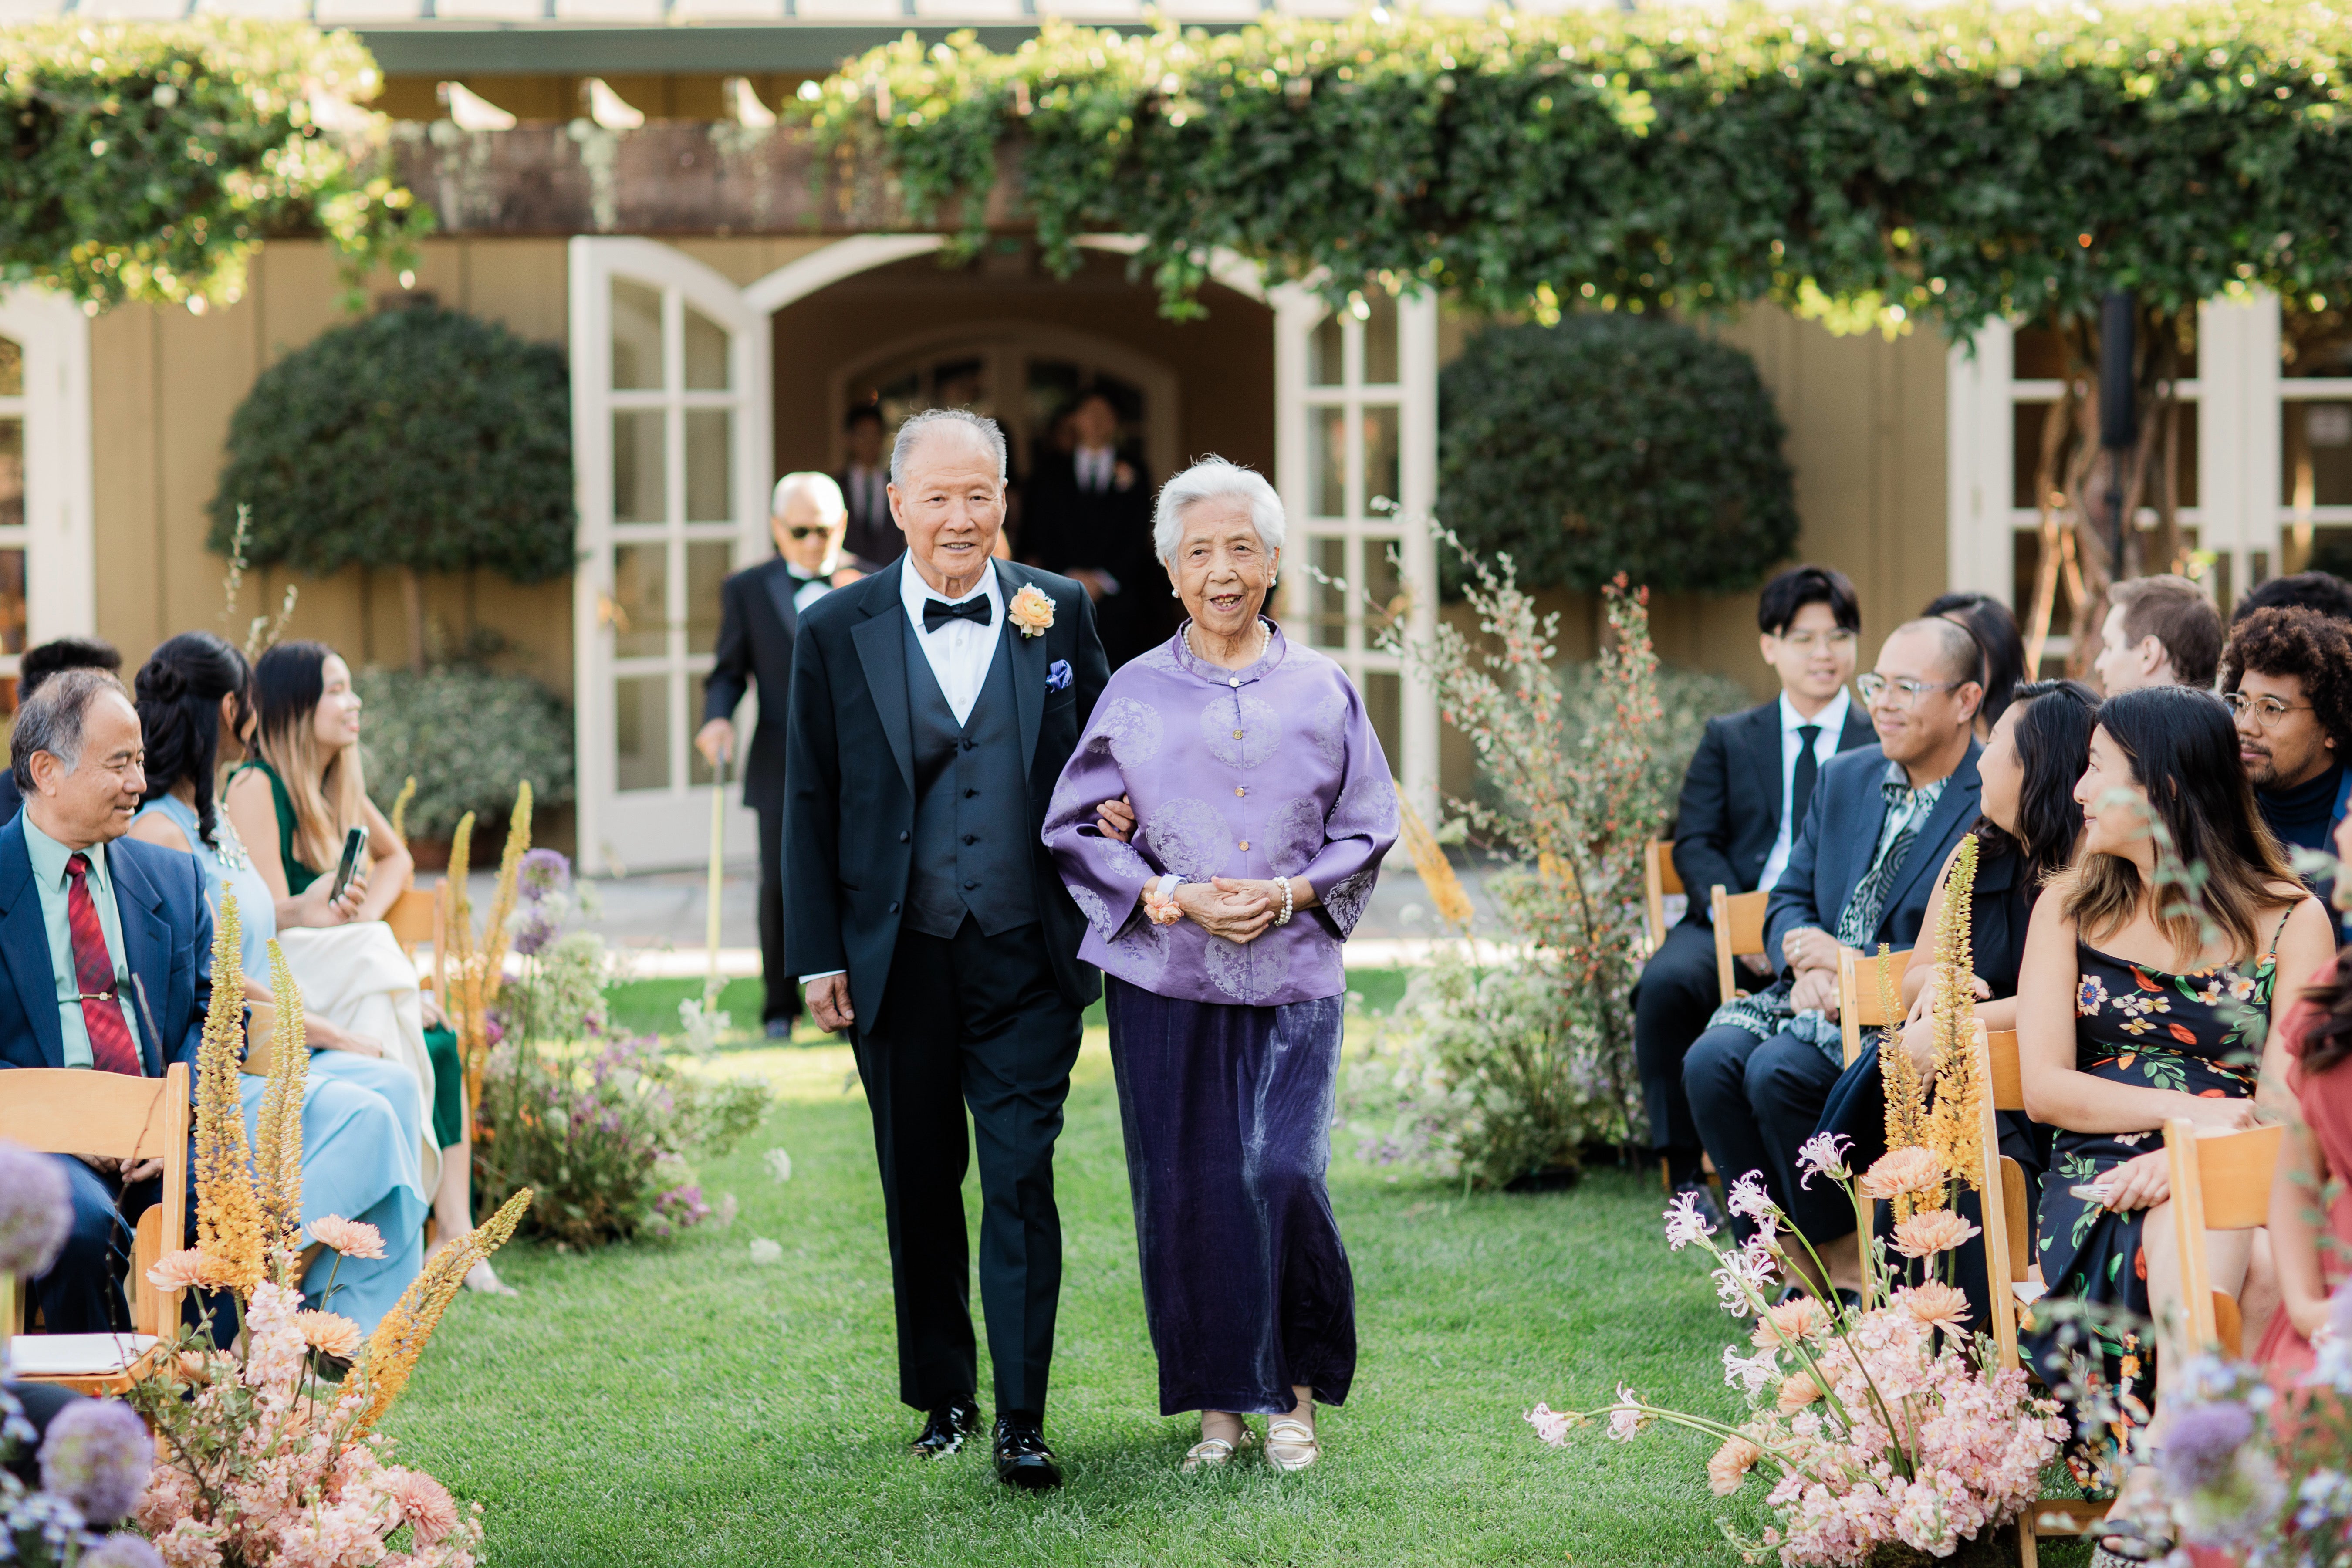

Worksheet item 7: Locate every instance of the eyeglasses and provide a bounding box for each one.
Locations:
[1774,629,1858,651]
[784,526,832,541]
[2222,692,2315,727]
[1856,673,1964,710]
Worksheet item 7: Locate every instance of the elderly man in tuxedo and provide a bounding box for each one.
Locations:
[0,669,215,1332]
[786,407,1108,1490]
[699,472,862,1038]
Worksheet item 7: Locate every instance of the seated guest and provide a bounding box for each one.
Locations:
[2232,568,2352,625]
[0,671,213,1332]
[1813,679,2097,1324]
[1639,565,1874,1220]
[2219,606,2352,873]
[1683,618,1984,1291]
[1924,591,2028,731]
[2094,574,2224,697]
[2260,925,2352,1387]
[2014,684,2333,1561]
[125,632,425,1331]
[0,639,123,826]
[224,641,511,1295]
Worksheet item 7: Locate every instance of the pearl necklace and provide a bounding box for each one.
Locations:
[1183,617,1270,674]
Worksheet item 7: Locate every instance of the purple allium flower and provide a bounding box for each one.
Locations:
[81,1535,167,1568]
[38,1399,152,1526]
[2156,1400,2255,1493]
[0,1139,71,1277]
[518,848,571,902]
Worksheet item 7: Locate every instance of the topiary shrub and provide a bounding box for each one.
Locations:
[208,305,574,665]
[1437,316,1798,597]
[354,665,576,842]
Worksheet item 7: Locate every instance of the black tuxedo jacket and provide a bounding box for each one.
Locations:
[834,467,899,567]
[784,558,1111,1028]
[1670,698,1880,924]
[704,555,835,811]
[1020,452,1155,581]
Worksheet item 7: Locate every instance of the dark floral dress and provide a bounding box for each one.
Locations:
[2031,928,2281,1463]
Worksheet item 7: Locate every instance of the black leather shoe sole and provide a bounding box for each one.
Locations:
[997,1453,1063,1491]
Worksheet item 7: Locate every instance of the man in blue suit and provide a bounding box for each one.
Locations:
[1683,618,1985,1294]
[0,668,215,1332]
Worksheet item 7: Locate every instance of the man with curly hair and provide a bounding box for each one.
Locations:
[2220,605,2352,876]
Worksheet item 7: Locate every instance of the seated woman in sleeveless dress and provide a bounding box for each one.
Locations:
[2014,685,2334,1561]
[223,640,511,1295]
[123,631,426,1332]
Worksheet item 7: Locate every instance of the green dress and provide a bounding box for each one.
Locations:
[234,760,467,1152]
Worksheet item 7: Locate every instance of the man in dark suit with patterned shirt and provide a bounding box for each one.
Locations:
[1636,567,1877,1220]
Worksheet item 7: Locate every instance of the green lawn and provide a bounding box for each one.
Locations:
[382,1024,2082,1567]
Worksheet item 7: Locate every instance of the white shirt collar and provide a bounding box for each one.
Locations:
[899,554,1005,626]
[1778,686,1851,737]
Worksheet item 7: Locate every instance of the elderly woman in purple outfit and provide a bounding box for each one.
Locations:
[1043,455,1397,1476]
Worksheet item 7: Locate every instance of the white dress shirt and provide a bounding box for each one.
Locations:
[845,464,888,522]
[787,565,831,615]
[900,556,1007,727]
[1756,687,1853,896]
[1074,446,1116,492]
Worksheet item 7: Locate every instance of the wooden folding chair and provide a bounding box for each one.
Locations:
[1973,1026,2106,1561]
[2164,1117,2284,1358]
[1834,946,1912,1067]
[385,880,437,951]
[1642,841,1683,956]
[0,1064,191,1392]
[1710,887,1770,1004]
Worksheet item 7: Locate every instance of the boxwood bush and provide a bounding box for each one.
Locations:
[1438,316,1798,598]
[355,664,575,841]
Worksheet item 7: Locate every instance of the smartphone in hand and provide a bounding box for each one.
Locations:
[2067,1181,2114,1205]
[330,825,369,903]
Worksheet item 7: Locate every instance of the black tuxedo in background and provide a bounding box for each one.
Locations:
[1635,697,1879,1184]
[784,557,1108,1419]
[835,466,899,567]
[703,554,840,1026]
[1019,450,1160,667]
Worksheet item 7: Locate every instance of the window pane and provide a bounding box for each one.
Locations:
[0,547,25,655]
[2012,528,2080,645]
[1309,313,1345,387]
[685,409,731,522]
[613,675,671,791]
[2012,402,2057,511]
[0,419,24,530]
[1363,406,1400,514]
[2172,401,2200,509]
[1311,536,1347,649]
[0,335,22,397]
[1365,670,1401,772]
[1363,294,1399,385]
[613,410,665,524]
[2012,326,2069,381]
[1310,408,1346,518]
[1363,536,1404,645]
[612,280,664,391]
[2284,401,2352,507]
[611,543,667,658]
[683,307,729,391]
[685,541,731,657]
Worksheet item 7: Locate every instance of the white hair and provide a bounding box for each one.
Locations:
[889,407,1009,486]
[1152,456,1286,564]
[770,470,845,517]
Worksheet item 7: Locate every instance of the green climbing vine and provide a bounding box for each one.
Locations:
[0,21,425,311]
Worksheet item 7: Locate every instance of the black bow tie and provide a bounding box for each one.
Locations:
[923,595,993,632]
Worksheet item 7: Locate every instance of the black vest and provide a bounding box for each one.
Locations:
[902,617,1037,939]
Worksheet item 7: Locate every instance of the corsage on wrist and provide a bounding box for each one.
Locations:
[1141,874,1184,926]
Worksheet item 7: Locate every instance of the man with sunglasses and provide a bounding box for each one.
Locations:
[700,472,868,1038]
[2219,605,2352,891]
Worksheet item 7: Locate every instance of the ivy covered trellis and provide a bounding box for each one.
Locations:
[802,1,2352,645]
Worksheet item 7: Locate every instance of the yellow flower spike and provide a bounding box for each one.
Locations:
[349,1187,532,1435]
[193,893,267,1294]
[1926,835,1985,1192]
[388,774,417,845]
[1875,942,1933,1217]
[253,937,310,1281]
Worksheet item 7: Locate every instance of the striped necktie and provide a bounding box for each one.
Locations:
[65,852,141,1076]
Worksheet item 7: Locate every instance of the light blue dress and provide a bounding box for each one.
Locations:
[136,794,426,1332]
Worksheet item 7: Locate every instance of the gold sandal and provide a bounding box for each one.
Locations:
[1180,1427,1256,1473]
[1264,1418,1321,1473]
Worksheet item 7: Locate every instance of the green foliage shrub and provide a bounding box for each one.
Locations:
[353,664,575,841]
[208,306,573,585]
[1438,318,1797,597]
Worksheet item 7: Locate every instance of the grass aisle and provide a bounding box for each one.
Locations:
[386,1032,1765,1566]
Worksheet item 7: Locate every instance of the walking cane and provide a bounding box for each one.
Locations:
[704,744,730,1015]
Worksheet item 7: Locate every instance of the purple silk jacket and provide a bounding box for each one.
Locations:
[1042,622,1398,1006]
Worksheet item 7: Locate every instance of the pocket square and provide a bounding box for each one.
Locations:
[1047,659,1073,693]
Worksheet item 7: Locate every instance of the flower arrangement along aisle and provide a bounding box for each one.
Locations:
[127,895,531,1568]
[1527,837,2071,1567]
[457,793,769,1247]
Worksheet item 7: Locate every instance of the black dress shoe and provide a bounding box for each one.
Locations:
[993,1415,1062,1491]
[911,1398,981,1458]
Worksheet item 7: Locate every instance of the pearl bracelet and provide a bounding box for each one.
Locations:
[1273,875,1294,927]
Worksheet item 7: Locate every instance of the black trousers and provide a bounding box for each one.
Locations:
[852,918,1084,1417]
[1632,920,1720,1177]
[755,798,799,1026]
[1683,1023,1849,1244]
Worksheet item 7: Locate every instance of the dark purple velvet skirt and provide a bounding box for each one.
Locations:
[1103,974,1356,1416]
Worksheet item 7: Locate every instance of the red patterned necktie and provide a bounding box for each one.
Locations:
[64,852,141,1076]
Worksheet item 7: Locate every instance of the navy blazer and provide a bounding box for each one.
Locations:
[782,557,1111,1030]
[1764,740,1984,983]
[0,815,215,1075]
[1671,698,1880,924]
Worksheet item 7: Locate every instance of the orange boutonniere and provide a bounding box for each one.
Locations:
[1009,583,1055,638]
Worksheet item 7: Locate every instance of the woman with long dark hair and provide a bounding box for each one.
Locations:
[124,632,426,1331]
[1924,591,2029,733]
[2017,684,2335,1560]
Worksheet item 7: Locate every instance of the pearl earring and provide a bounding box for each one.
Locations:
[1170,586,1180,598]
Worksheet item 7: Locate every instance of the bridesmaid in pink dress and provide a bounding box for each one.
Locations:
[2258,985,2352,1379]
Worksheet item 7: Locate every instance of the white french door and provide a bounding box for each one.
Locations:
[570,239,772,874]
[1274,282,1440,821]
